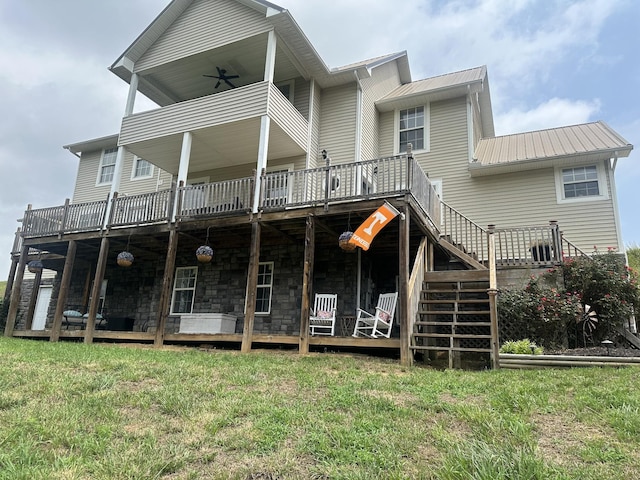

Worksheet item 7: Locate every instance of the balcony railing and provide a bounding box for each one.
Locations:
[19,156,441,238]
[493,224,562,266]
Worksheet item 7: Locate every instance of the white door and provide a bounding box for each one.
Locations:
[32,286,53,330]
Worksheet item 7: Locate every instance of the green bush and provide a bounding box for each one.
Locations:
[500,339,544,355]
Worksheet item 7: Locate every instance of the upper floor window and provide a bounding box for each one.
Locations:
[97,148,118,185]
[276,80,294,102]
[555,164,608,203]
[171,266,198,314]
[132,157,154,180]
[398,106,428,153]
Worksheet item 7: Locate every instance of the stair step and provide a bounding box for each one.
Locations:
[414,333,493,339]
[415,321,492,327]
[421,299,490,304]
[419,310,492,316]
[410,345,492,353]
[421,288,489,294]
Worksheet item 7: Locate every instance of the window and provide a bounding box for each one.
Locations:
[132,157,153,180]
[555,164,608,203]
[171,267,198,314]
[97,148,118,185]
[276,80,294,102]
[255,262,274,314]
[399,106,425,153]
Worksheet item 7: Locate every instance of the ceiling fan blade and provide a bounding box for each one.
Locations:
[224,79,236,88]
[203,74,218,78]
[214,80,221,89]
[225,74,239,80]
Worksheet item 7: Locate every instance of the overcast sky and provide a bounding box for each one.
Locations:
[0,0,638,280]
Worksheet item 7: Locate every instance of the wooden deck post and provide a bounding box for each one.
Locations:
[50,240,77,342]
[4,245,29,337]
[155,228,179,347]
[84,237,109,344]
[299,215,315,354]
[24,268,44,330]
[487,225,500,369]
[241,221,261,353]
[4,258,19,306]
[399,204,411,366]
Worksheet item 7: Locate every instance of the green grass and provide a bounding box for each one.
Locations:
[1,338,640,479]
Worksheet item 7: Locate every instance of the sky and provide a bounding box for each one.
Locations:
[0,0,638,280]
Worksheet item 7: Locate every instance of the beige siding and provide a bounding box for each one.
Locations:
[318,84,357,165]
[360,61,402,161]
[193,155,306,181]
[136,0,271,73]
[73,148,173,203]
[291,77,310,120]
[378,110,395,157]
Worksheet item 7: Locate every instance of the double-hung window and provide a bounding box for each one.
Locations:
[255,262,274,314]
[171,266,198,314]
[97,148,118,185]
[399,106,425,153]
[132,157,153,180]
[555,165,607,203]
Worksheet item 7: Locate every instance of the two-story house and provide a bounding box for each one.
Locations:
[4,0,633,368]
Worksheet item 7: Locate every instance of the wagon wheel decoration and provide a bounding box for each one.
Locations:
[578,304,598,347]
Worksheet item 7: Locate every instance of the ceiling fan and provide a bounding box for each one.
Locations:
[203,66,239,89]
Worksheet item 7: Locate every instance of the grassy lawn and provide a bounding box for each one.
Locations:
[1,338,639,479]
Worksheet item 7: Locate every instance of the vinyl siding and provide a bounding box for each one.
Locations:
[318,83,357,165]
[135,0,271,73]
[360,61,402,161]
[192,155,306,182]
[73,148,173,203]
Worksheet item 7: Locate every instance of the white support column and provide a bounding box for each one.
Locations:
[253,116,271,213]
[124,73,139,116]
[264,29,277,82]
[173,132,193,221]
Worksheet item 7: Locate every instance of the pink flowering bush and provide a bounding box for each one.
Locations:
[499,249,640,348]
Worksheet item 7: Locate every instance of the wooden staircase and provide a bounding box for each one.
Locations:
[411,270,494,369]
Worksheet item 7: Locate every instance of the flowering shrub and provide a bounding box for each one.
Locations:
[498,249,640,349]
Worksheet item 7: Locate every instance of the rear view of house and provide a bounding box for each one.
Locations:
[4,0,634,368]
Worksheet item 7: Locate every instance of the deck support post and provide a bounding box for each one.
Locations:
[50,240,77,342]
[24,269,44,330]
[155,228,179,347]
[399,202,411,366]
[85,237,109,344]
[4,257,19,306]
[299,215,315,354]
[242,221,262,353]
[4,245,29,337]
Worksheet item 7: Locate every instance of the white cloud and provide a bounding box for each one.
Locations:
[495,97,602,135]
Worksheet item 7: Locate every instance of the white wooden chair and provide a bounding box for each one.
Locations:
[353,292,398,338]
[309,293,338,336]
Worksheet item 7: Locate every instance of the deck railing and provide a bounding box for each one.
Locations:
[22,198,108,237]
[493,223,562,266]
[109,189,174,227]
[440,201,489,264]
[177,177,254,218]
[408,237,428,349]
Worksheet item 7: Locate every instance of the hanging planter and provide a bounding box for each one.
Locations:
[338,231,356,252]
[196,245,214,263]
[27,259,44,273]
[117,251,134,267]
[196,226,214,263]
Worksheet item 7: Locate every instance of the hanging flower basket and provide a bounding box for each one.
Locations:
[338,231,356,252]
[117,251,134,267]
[196,245,214,263]
[27,260,44,273]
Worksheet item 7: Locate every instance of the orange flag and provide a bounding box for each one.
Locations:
[348,201,401,251]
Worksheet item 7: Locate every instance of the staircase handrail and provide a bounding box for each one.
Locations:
[408,237,427,350]
[440,201,489,264]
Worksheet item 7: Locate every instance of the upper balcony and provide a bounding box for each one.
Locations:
[119,82,309,175]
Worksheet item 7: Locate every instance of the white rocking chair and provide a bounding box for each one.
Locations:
[309,293,338,336]
[353,292,398,338]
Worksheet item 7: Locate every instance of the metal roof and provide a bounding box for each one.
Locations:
[474,121,632,164]
[380,66,486,101]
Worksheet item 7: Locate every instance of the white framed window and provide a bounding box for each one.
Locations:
[131,157,154,180]
[170,266,198,314]
[97,148,118,185]
[554,164,608,203]
[276,80,294,102]
[255,262,274,315]
[396,105,429,154]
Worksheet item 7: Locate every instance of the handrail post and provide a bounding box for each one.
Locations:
[487,224,500,369]
[106,192,118,230]
[60,198,70,235]
[549,220,561,262]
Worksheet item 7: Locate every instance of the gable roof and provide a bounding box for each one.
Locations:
[376,66,494,137]
[109,0,411,94]
[470,121,633,176]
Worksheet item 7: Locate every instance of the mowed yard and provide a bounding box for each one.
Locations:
[1,337,639,480]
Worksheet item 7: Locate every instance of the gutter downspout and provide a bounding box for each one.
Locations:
[467,85,474,163]
[609,153,624,252]
[354,71,363,311]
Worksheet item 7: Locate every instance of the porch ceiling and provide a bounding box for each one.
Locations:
[135,33,304,106]
[125,118,306,176]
